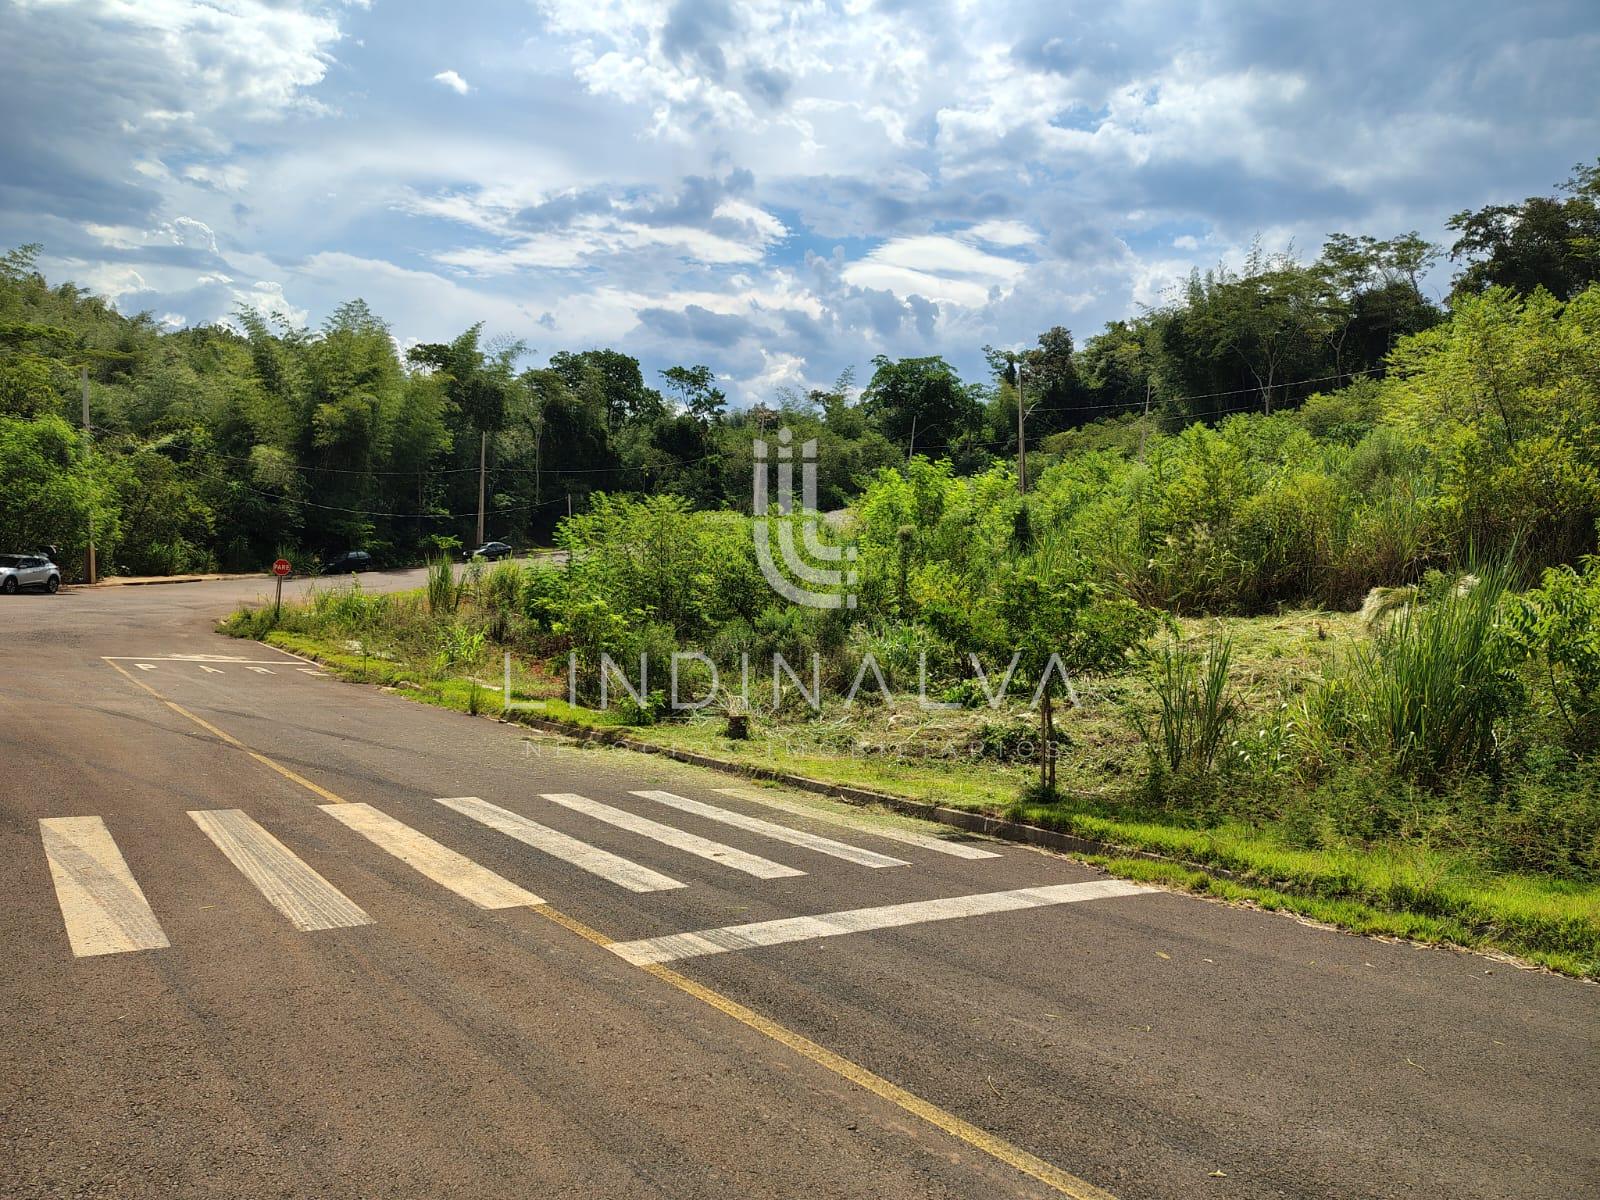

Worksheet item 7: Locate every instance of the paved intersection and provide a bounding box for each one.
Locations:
[1,574,1595,1199]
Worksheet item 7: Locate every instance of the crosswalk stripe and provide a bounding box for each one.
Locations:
[541,793,804,879]
[189,809,372,931]
[713,787,1002,860]
[438,797,686,893]
[39,816,170,957]
[609,879,1153,966]
[632,790,909,869]
[319,802,543,908]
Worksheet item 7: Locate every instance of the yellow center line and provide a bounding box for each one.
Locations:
[104,659,344,803]
[101,657,1117,1200]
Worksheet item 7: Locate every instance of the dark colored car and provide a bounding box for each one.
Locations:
[322,550,373,575]
[467,541,513,562]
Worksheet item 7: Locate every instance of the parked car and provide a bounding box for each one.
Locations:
[321,550,373,575]
[0,553,61,594]
[467,541,513,562]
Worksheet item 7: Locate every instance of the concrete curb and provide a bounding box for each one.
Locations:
[84,573,266,587]
[504,709,1238,880]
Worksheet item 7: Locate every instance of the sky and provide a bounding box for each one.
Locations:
[1,0,1597,404]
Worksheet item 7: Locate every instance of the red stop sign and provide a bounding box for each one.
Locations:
[272,558,292,577]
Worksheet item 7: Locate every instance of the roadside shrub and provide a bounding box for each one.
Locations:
[554,595,631,705]
[520,564,567,631]
[1506,554,1600,750]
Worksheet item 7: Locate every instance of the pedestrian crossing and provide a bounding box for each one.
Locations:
[29,788,1135,962]
[39,816,171,957]
[188,808,372,931]
[320,801,545,909]
[542,792,804,879]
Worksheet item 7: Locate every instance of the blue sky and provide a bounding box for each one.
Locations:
[2,0,1597,403]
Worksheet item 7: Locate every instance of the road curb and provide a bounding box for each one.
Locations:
[83,573,266,587]
[506,710,1237,880]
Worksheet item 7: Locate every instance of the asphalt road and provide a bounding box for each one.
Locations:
[2,574,1596,1199]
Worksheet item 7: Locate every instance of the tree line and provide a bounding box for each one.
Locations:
[1,160,1595,576]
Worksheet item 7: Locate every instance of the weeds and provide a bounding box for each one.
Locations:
[1130,633,1240,776]
[1309,567,1520,782]
[425,556,457,616]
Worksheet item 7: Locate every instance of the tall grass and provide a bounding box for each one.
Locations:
[1308,566,1520,781]
[1131,633,1240,775]
[425,556,457,616]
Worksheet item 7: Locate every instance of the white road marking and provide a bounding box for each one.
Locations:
[39,816,170,957]
[438,797,685,893]
[632,790,909,869]
[609,879,1153,966]
[714,787,1001,860]
[135,663,157,671]
[188,809,372,931]
[245,666,274,675]
[104,656,297,664]
[541,793,803,879]
[296,668,326,677]
[199,665,224,675]
[319,802,543,908]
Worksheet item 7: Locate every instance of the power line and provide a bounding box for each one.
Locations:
[234,482,570,520]
[201,446,724,478]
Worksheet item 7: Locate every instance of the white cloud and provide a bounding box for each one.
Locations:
[433,69,471,95]
[28,0,344,122]
[842,232,1029,308]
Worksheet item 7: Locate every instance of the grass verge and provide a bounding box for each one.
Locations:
[242,625,1600,980]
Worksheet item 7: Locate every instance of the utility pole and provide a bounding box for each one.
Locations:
[81,365,96,584]
[1015,358,1028,495]
[475,430,487,546]
[1138,376,1152,462]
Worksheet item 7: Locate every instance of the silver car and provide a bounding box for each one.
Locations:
[0,553,61,594]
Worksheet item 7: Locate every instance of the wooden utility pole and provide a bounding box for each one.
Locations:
[81,366,96,584]
[475,430,487,546]
[1015,359,1028,494]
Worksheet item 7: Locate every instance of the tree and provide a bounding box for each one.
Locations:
[549,349,664,428]
[0,414,117,574]
[1448,160,1600,302]
[659,364,726,423]
[1183,244,1330,416]
[861,355,981,460]
[1316,233,1441,381]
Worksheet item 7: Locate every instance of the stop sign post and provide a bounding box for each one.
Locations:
[271,558,292,620]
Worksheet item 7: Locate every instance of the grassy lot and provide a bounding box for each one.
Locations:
[239,610,1600,981]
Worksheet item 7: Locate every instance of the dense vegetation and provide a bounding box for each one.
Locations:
[10,161,1594,577]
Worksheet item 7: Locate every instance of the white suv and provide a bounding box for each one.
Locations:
[0,554,61,594]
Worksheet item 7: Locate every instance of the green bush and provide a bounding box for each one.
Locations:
[1507,554,1600,749]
